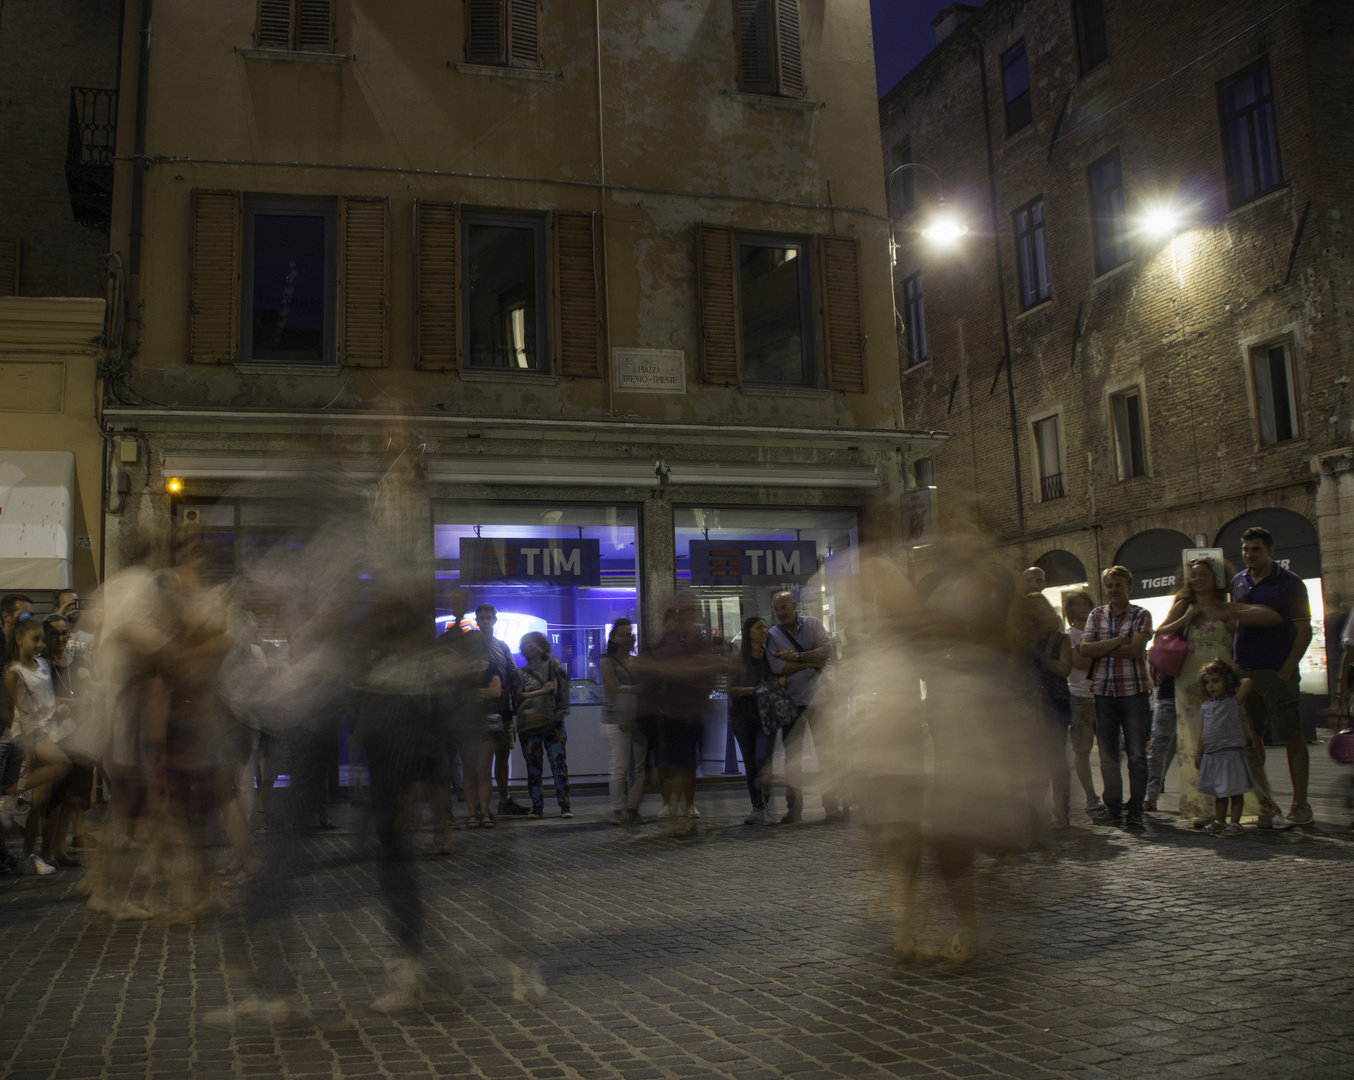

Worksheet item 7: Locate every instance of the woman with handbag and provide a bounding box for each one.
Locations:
[727,616,777,825]
[515,632,572,819]
[1154,557,1283,824]
[600,620,645,825]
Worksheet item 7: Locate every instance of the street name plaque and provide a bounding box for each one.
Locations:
[612,348,686,394]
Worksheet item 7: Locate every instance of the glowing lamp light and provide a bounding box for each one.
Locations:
[1141,203,1181,238]
[921,206,968,246]
[166,477,183,494]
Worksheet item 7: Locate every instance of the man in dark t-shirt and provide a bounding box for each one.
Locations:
[1231,526,1313,827]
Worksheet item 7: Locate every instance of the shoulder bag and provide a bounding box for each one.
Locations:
[515,661,557,736]
[1147,623,1189,678]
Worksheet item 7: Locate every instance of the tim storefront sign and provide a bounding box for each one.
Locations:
[688,540,818,586]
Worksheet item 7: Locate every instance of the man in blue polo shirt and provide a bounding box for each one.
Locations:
[1231,526,1313,826]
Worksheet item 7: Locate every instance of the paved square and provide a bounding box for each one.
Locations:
[2,757,1351,1080]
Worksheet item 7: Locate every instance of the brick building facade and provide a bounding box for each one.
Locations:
[881,0,1353,690]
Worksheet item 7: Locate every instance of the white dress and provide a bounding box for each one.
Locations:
[9,659,56,747]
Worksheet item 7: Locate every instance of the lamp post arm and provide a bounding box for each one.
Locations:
[887,162,945,205]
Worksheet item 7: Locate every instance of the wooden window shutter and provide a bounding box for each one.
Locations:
[296,0,335,53]
[507,0,541,69]
[818,235,866,393]
[735,0,775,94]
[414,200,460,370]
[553,211,603,378]
[0,238,18,296]
[773,0,804,97]
[695,223,741,385]
[466,0,504,64]
[186,189,241,364]
[257,0,293,48]
[338,196,389,367]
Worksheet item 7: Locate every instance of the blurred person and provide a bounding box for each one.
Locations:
[726,615,775,825]
[637,607,683,822]
[848,543,1032,966]
[1193,662,1256,837]
[4,611,70,874]
[40,614,93,868]
[767,591,839,823]
[515,632,572,819]
[0,593,35,872]
[1021,596,1073,831]
[1156,556,1285,827]
[1230,527,1315,825]
[1143,665,1176,814]
[1062,590,1100,812]
[476,604,527,816]
[1021,566,1047,595]
[1074,567,1154,829]
[439,593,500,830]
[599,619,645,825]
[1336,610,1353,722]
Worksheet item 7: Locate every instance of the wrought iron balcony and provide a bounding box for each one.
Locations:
[1040,472,1065,501]
[66,86,118,229]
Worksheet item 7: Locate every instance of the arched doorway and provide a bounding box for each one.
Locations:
[1113,529,1194,600]
[1034,549,1088,587]
[1214,508,1321,579]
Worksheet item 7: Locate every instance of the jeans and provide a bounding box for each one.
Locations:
[1093,692,1151,818]
[729,712,775,811]
[1146,692,1178,802]
[602,722,646,812]
[520,725,570,814]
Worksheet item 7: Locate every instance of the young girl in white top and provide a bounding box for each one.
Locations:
[4,612,71,873]
[1192,659,1254,837]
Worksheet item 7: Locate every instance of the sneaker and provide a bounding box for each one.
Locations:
[21,854,55,876]
[657,804,672,820]
[744,809,766,825]
[498,797,530,816]
[1287,804,1314,825]
[1084,796,1102,812]
[560,810,574,819]
[1258,813,1294,831]
[1090,808,1121,826]
[1142,798,1158,813]
[690,806,701,819]
[526,810,542,820]
[1125,813,1146,830]
[622,809,644,826]
[0,851,19,874]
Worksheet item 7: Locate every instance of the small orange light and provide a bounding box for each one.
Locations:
[166,477,183,494]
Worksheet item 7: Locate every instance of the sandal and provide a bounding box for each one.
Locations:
[465,816,480,829]
[480,814,495,829]
[1220,823,1243,837]
[1204,820,1226,834]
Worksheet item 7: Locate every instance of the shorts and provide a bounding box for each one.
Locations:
[1069,696,1096,753]
[491,719,516,753]
[1240,667,1302,742]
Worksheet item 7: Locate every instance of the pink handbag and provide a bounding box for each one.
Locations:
[1146,632,1189,677]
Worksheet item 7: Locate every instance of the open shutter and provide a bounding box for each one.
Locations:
[466,0,504,64]
[507,0,541,68]
[338,196,389,367]
[695,223,741,385]
[296,0,335,52]
[553,211,603,378]
[186,190,241,364]
[414,200,459,370]
[735,0,774,94]
[0,238,18,296]
[256,0,293,48]
[773,0,804,97]
[818,235,865,393]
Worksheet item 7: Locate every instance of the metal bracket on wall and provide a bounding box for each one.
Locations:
[1069,300,1086,369]
[1282,199,1312,287]
[989,355,1005,396]
[1046,90,1072,164]
[947,375,960,415]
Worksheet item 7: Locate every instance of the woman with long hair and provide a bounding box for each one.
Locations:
[727,615,775,824]
[600,619,645,824]
[1155,556,1283,825]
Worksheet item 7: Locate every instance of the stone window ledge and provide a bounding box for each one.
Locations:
[233,362,341,376]
[455,63,558,82]
[724,90,821,112]
[241,48,346,65]
[457,368,561,385]
[739,384,832,398]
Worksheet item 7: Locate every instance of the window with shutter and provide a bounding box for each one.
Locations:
[338,197,389,367]
[734,0,804,97]
[695,224,741,385]
[554,211,603,378]
[463,212,547,370]
[0,238,19,296]
[296,0,335,52]
[466,0,503,64]
[187,190,241,364]
[415,200,460,370]
[466,0,540,68]
[819,235,864,393]
[256,0,293,48]
[507,0,541,68]
[774,0,804,97]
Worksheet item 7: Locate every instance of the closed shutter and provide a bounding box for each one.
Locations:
[695,223,741,385]
[773,0,804,97]
[187,190,241,364]
[553,211,603,378]
[0,238,18,296]
[466,0,504,64]
[415,200,459,370]
[735,0,774,94]
[507,0,541,68]
[296,0,335,52]
[338,196,389,367]
[818,235,865,393]
[257,0,293,48]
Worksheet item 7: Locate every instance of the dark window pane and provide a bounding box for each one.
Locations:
[739,243,807,383]
[1126,393,1145,476]
[466,222,540,369]
[1268,346,1294,443]
[1002,40,1032,134]
[251,213,327,362]
[1088,150,1128,275]
[1014,198,1051,309]
[1074,0,1108,72]
[1220,61,1282,205]
[914,457,935,487]
[892,139,915,214]
[904,273,926,365]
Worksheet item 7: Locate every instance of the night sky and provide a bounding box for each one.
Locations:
[871,0,989,98]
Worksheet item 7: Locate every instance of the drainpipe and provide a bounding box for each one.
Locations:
[126,0,152,349]
[594,0,614,417]
[972,34,1026,536]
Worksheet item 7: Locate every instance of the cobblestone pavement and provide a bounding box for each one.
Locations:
[1,750,1351,1080]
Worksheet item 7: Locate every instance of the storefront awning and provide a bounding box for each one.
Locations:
[0,451,75,590]
[1113,528,1194,598]
[1214,508,1321,579]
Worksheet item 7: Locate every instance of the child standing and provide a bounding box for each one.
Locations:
[1193,659,1255,837]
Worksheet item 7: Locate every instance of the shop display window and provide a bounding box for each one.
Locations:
[433,501,640,703]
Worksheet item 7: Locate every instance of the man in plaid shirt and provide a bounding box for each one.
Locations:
[1074,565,1154,828]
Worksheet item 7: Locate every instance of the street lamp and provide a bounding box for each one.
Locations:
[1139,201,1183,239]
[887,163,969,253]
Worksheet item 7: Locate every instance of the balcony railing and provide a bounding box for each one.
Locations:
[66,86,118,229]
[1040,472,1065,501]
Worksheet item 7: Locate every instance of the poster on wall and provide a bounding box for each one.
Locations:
[459,537,602,585]
[903,486,937,545]
[688,540,817,586]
